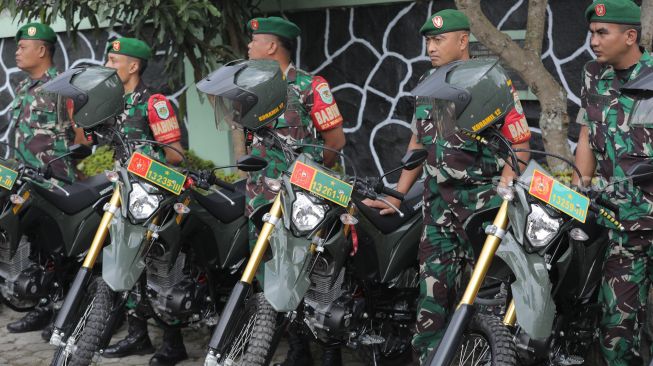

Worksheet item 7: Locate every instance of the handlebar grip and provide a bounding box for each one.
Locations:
[382,186,405,201]
[209,175,236,192]
[595,196,619,214]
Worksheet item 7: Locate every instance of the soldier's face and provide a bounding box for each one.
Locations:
[589,22,637,66]
[105,53,137,84]
[425,31,468,67]
[247,34,275,60]
[15,39,46,71]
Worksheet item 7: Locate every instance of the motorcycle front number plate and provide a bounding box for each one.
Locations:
[127,152,186,195]
[528,169,589,223]
[290,161,353,207]
[0,163,18,190]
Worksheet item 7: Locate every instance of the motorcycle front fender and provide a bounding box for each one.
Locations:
[102,215,148,291]
[264,225,312,313]
[496,232,555,341]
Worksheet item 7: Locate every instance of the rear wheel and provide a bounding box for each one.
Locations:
[50,277,117,366]
[451,313,516,366]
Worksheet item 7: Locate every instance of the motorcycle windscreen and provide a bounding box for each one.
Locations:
[264,226,312,312]
[415,97,459,140]
[102,215,148,291]
[495,232,556,340]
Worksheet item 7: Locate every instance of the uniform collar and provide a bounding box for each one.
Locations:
[599,50,652,81]
[29,66,57,88]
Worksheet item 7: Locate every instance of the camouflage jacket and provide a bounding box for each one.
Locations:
[580,51,653,231]
[412,70,529,233]
[115,81,167,162]
[11,67,75,181]
[246,65,344,217]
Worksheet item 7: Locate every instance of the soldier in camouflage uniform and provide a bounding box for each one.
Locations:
[573,2,653,365]
[363,10,531,364]
[5,22,83,338]
[101,37,187,366]
[245,16,346,366]
[10,23,78,183]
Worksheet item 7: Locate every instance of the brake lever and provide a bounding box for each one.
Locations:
[210,186,235,207]
[377,196,404,218]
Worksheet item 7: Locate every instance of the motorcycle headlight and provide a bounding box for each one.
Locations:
[129,183,161,220]
[526,204,562,248]
[292,192,327,232]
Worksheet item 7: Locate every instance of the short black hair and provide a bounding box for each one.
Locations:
[275,35,297,57]
[619,24,642,43]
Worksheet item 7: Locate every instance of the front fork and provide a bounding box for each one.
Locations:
[205,194,282,366]
[427,199,511,366]
[49,186,121,347]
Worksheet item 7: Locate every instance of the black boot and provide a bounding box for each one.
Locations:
[149,327,188,366]
[321,345,342,366]
[274,329,312,366]
[103,315,154,358]
[7,306,52,333]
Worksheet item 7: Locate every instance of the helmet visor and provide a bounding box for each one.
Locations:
[416,97,458,139]
[629,97,653,126]
[56,96,76,127]
[211,95,243,130]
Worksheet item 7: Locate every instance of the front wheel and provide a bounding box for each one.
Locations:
[50,277,116,366]
[450,313,516,366]
[219,292,281,366]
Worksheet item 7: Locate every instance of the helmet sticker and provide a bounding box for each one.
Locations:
[472,108,502,132]
[432,16,444,29]
[27,27,37,37]
[258,101,285,123]
[595,4,606,17]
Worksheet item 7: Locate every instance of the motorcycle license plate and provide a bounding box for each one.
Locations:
[0,163,18,190]
[528,169,589,223]
[290,161,353,207]
[127,152,186,195]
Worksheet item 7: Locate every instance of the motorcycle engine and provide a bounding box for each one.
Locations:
[303,258,364,341]
[0,236,45,302]
[146,252,207,324]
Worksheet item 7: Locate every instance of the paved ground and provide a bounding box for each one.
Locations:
[0,307,368,366]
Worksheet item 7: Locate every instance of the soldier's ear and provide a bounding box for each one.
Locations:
[268,40,279,56]
[37,43,47,59]
[128,60,139,76]
[625,28,638,46]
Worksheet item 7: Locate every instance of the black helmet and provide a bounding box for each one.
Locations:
[196,59,286,131]
[411,59,515,138]
[41,66,124,129]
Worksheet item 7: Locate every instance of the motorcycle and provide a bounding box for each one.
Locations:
[203,126,428,366]
[0,144,113,315]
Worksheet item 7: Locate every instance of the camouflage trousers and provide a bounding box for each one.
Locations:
[599,229,653,366]
[412,225,472,364]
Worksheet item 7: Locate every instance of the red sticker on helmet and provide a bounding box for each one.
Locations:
[595,4,606,17]
[432,16,444,29]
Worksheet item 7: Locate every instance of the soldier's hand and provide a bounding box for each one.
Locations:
[361,197,401,216]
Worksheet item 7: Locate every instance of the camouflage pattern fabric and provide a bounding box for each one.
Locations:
[598,230,653,366]
[11,67,75,182]
[580,51,653,366]
[410,71,506,362]
[114,81,166,162]
[412,226,472,364]
[245,65,324,219]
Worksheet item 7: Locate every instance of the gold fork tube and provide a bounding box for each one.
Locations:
[241,194,282,283]
[82,186,121,269]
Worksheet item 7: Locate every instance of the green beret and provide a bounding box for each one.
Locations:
[106,37,152,60]
[15,22,56,43]
[585,0,640,25]
[420,9,470,36]
[247,16,300,40]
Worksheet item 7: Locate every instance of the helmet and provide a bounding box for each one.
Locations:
[196,59,286,131]
[411,59,515,138]
[41,66,124,129]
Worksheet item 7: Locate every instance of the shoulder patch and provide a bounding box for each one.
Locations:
[315,82,334,104]
[154,100,170,119]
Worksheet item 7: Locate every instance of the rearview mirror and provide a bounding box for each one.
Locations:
[401,149,428,170]
[68,144,93,160]
[236,155,268,172]
[627,161,653,185]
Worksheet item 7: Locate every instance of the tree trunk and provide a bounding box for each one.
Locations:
[456,0,573,173]
[641,0,653,51]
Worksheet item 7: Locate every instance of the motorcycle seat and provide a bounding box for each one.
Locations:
[192,179,246,223]
[32,173,112,215]
[354,181,424,235]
